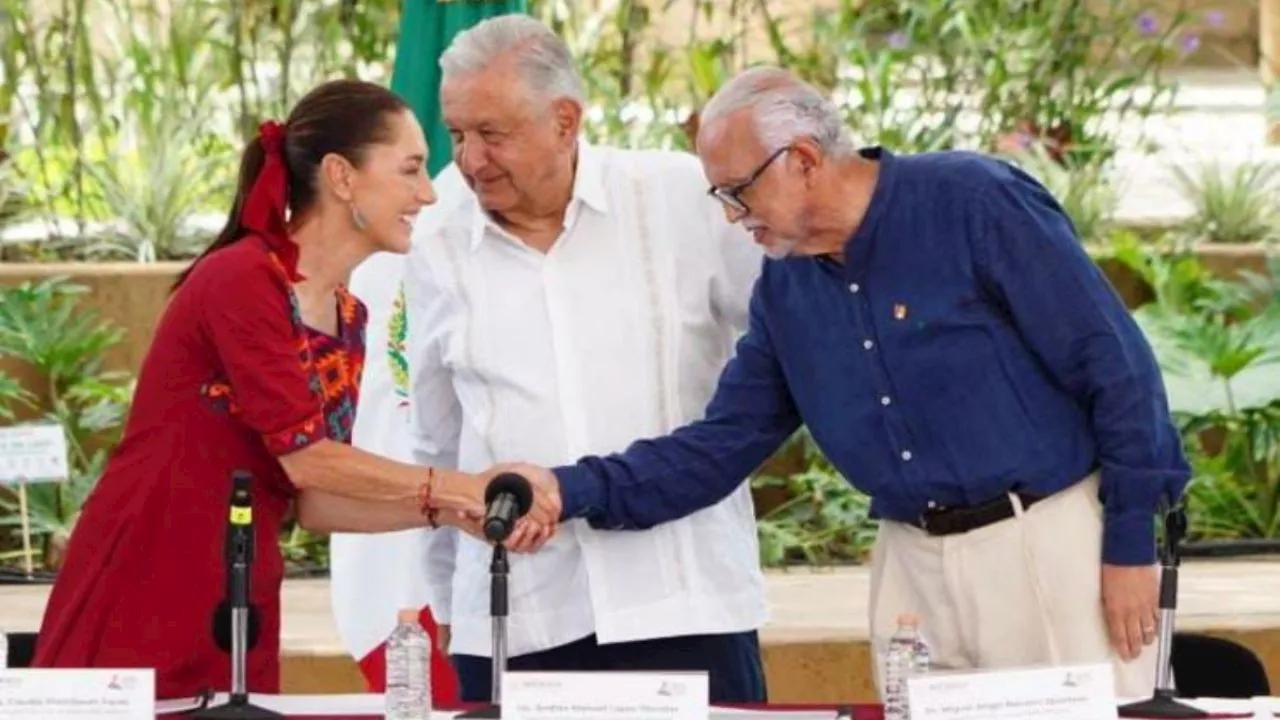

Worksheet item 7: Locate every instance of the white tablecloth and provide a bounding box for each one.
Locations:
[156,693,1280,718]
[156,694,842,717]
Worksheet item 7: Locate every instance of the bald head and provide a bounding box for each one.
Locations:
[697,66,854,158]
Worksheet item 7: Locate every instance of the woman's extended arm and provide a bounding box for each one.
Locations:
[279,441,560,527]
[279,439,484,514]
[295,486,483,536]
[195,250,556,526]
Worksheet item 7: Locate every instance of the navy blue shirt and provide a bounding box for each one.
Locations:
[554,147,1190,566]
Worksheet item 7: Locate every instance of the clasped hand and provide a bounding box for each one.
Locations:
[438,462,563,553]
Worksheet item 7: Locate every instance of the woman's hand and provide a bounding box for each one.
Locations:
[426,469,489,517]
[434,507,551,553]
[434,508,486,541]
[426,464,562,552]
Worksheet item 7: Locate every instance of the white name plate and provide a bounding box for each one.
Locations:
[0,423,70,484]
[502,670,710,720]
[908,663,1118,720]
[0,669,155,719]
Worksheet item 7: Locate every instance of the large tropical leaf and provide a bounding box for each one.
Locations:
[1135,302,1280,416]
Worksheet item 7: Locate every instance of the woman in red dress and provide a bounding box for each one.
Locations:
[30,79,552,700]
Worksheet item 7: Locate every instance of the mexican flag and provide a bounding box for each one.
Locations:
[330,0,526,704]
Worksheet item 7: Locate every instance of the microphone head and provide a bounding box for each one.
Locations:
[231,470,252,504]
[485,472,534,516]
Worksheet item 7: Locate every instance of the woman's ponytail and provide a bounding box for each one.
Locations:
[171,137,270,291]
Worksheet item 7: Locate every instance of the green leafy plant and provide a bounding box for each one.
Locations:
[279,525,332,577]
[81,113,232,261]
[1119,245,1280,541]
[0,278,133,571]
[0,372,35,421]
[777,0,1203,165]
[1171,160,1280,245]
[753,430,878,567]
[1,0,402,255]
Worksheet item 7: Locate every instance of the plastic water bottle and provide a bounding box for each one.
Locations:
[883,613,931,720]
[385,609,431,720]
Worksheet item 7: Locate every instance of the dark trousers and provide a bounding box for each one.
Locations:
[452,630,766,704]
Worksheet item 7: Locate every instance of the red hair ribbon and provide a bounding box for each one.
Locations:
[240,120,304,282]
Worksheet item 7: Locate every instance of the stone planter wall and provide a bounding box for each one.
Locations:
[0,261,185,367]
[0,262,185,387]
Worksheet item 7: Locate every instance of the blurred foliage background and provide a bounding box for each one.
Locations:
[1,0,1277,575]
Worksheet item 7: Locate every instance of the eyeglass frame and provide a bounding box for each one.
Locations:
[706,145,791,215]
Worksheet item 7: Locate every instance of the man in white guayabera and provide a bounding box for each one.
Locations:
[402,14,771,704]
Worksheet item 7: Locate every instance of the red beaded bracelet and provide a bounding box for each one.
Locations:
[417,467,435,513]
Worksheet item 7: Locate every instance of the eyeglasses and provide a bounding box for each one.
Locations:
[706,146,790,215]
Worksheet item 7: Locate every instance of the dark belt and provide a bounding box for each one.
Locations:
[916,491,1045,536]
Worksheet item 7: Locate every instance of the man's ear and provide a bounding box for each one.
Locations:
[552,98,584,145]
[791,139,822,183]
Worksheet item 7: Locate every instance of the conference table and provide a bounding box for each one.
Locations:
[154,693,1280,719]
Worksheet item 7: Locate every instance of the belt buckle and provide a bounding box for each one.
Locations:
[918,513,932,533]
[918,506,946,535]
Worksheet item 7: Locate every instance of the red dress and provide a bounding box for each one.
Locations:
[32,237,367,700]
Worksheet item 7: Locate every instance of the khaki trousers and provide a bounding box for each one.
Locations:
[867,474,1159,700]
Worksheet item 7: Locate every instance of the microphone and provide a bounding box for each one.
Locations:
[213,471,259,653]
[456,473,534,720]
[483,472,535,543]
[195,471,281,720]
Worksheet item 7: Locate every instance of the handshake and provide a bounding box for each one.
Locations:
[432,463,565,553]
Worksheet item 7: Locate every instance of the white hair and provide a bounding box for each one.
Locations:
[439,14,585,106]
[700,66,856,157]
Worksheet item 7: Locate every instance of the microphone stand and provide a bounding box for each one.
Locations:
[195,472,282,720]
[458,543,509,719]
[459,474,534,720]
[1118,504,1207,719]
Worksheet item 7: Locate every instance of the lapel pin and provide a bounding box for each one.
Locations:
[893,303,908,320]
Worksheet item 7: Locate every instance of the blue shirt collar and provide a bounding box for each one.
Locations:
[840,146,898,272]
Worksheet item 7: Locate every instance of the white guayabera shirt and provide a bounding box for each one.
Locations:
[404,141,769,658]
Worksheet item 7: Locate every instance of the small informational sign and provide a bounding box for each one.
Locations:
[0,423,70,484]
[908,663,1118,720]
[502,670,710,720]
[0,422,71,576]
[0,669,155,720]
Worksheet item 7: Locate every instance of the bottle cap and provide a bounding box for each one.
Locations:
[896,612,921,628]
[397,609,419,624]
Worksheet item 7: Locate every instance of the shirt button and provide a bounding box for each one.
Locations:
[927,500,937,509]
[901,450,913,461]
[863,340,874,350]
[849,283,860,293]
[880,396,891,406]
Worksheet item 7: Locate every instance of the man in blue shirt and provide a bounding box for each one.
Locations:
[500,66,1190,698]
